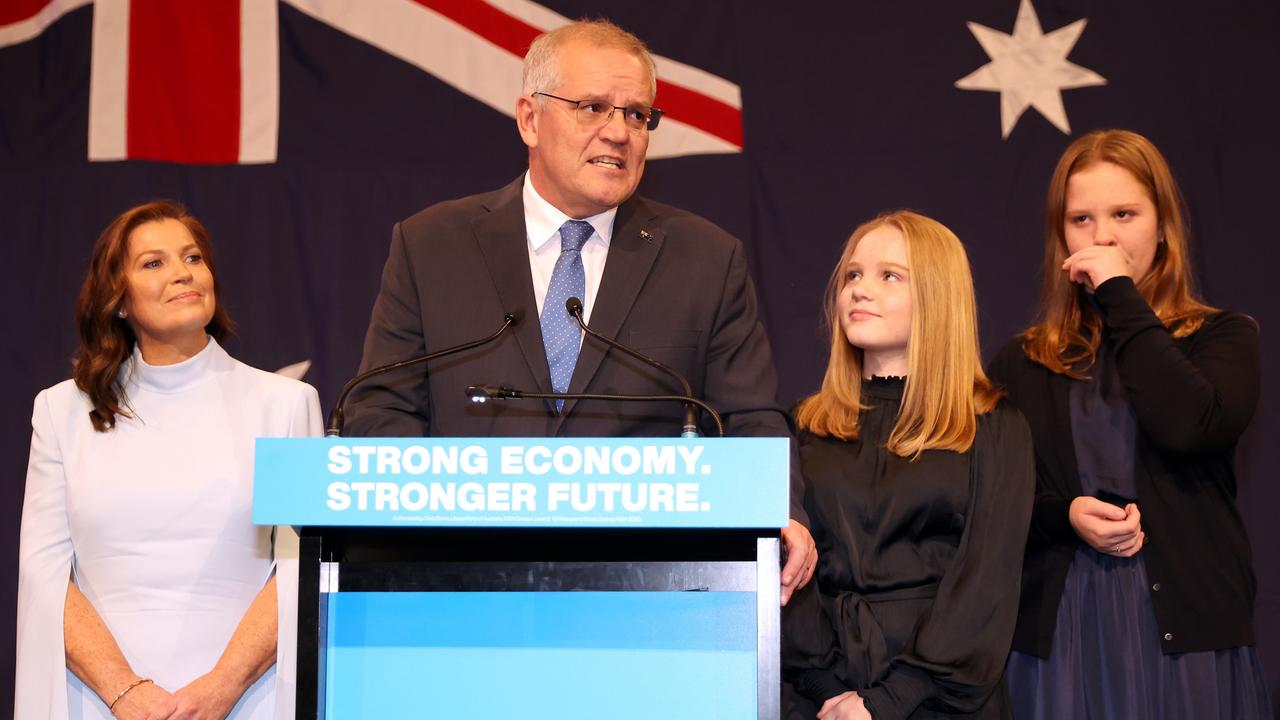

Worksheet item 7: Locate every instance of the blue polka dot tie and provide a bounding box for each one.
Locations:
[542,220,591,411]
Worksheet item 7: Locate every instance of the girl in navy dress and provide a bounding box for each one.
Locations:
[994,129,1272,719]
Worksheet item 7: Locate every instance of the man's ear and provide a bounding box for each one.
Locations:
[516,95,538,149]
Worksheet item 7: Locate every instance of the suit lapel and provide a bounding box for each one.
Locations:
[557,196,665,425]
[473,179,555,401]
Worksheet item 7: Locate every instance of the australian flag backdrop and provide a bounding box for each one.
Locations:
[2,0,1278,715]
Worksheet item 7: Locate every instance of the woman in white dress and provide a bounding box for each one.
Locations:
[16,200,321,719]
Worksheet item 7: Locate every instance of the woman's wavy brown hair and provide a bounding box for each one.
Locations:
[1023,129,1216,376]
[73,200,234,431]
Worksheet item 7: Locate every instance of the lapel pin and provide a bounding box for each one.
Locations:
[639,230,653,241]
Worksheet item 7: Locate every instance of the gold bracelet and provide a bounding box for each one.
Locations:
[108,677,153,714]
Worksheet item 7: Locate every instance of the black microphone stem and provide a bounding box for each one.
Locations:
[565,297,703,437]
[326,313,518,436]
[466,385,725,437]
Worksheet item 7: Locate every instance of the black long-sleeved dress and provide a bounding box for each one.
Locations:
[783,377,1034,720]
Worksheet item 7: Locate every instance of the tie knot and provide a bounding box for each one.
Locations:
[559,220,593,253]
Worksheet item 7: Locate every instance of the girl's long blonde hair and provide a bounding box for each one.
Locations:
[796,211,1002,459]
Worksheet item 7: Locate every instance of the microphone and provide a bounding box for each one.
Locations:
[465,385,725,437]
[466,385,521,401]
[326,311,521,436]
[564,297,705,438]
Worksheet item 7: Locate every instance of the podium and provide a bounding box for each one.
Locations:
[254,437,789,719]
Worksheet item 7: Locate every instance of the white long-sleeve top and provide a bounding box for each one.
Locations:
[16,337,321,719]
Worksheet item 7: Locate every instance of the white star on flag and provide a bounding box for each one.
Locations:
[955,0,1107,138]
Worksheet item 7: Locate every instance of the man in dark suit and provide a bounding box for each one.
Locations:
[347,19,816,603]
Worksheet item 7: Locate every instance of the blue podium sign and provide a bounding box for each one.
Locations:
[325,591,759,719]
[253,437,789,528]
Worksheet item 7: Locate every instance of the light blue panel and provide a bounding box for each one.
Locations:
[330,591,756,651]
[254,437,788,528]
[325,647,757,719]
[324,592,758,719]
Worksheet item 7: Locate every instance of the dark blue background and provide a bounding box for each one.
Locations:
[2,2,1276,716]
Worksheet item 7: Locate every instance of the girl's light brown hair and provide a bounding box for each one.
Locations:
[796,210,1002,458]
[1023,129,1215,376]
[73,200,234,432]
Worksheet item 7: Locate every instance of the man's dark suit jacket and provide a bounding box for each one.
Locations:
[347,178,804,516]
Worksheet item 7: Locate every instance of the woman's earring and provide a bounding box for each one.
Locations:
[117,308,128,319]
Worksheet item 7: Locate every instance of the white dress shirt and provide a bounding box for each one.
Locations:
[522,171,615,326]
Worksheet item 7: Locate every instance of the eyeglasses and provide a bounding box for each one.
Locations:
[533,92,664,132]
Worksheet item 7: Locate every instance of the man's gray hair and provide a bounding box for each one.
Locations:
[522,19,657,104]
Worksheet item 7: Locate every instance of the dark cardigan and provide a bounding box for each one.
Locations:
[987,276,1261,657]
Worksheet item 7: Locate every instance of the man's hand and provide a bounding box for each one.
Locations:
[781,519,817,606]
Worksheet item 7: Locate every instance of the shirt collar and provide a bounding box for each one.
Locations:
[125,335,227,394]
[523,171,617,253]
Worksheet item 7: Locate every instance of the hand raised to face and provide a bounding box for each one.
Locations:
[1061,244,1138,291]
[1061,161,1161,291]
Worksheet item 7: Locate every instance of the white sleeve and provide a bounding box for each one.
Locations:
[272,381,321,719]
[291,383,324,439]
[15,390,74,720]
